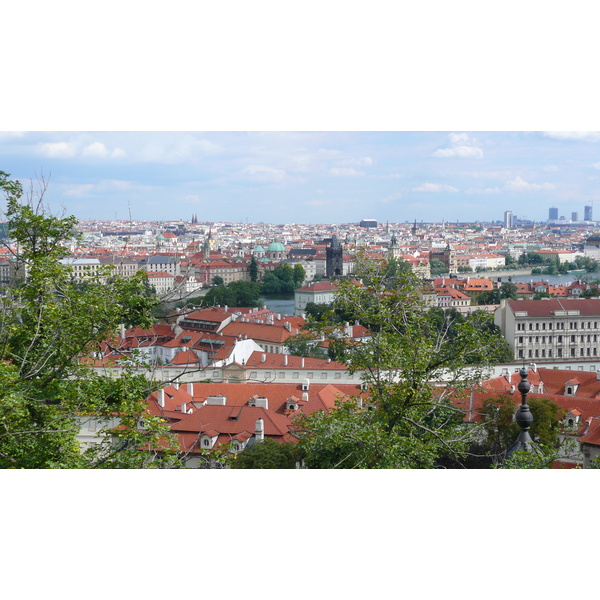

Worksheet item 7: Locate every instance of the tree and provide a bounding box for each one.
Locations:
[249,256,259,282]
[231,439,302,469]
[293,263,306,286]
[0,171,178,468]
[429,258,447,275]
[202,280,262,307]
[296,256,512,468]
[477,289,501,305]
[500,282,518,300]
[286,331,328,358]
[480,395,563,465]
[384,258,412,279]
[212,275,224,286]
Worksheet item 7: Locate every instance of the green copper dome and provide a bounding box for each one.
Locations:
[267,241,285,252]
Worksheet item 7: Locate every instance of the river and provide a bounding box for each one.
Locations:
[495,272,600,285]
[260,294,296,315]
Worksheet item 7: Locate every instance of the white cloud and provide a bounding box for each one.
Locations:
[382,192,402,203]
[433,146,484,158]
[543,131,600,142]
[504,176,555,191]
[466,187,501,194]
[64,184,94,197]
[0,131,25,139]
[329,167,365,176]
[317,148,342,157]
[448,133,469,144]
[36,141,78,158]
[592,161,600,170]
[433,132,484,158]
[342,156,374,167]
[412,183,459,192]
[111,147,126,158]
[241,165,287,182]
[82,142,110,158]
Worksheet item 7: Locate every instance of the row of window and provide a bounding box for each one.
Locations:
[517,335,600,344]
[518,347,598,358]
[248,370,350,380]
[517,321,600,331]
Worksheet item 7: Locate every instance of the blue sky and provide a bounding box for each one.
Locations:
[2,131,600,224]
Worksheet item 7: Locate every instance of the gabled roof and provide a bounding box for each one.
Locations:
[221,322,296,344]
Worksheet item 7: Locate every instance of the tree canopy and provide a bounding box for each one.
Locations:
[296,255,513,468]
[0,171,177,468]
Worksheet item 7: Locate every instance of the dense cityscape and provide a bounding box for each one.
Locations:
[3,178,600,468]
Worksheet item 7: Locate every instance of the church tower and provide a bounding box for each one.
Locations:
[326,234,343,278]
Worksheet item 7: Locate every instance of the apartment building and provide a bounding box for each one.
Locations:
[495,298,600,362]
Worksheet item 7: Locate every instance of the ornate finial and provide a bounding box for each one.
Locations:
[505,368,538,458]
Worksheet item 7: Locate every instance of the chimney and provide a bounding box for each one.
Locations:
[119,323,126,339]
[284,321,291,332]
[188,382,194,397]
[261,353,266,363]
[157,388,165,408]
[206,395,227,405]
[284,355,288,366]
[253,396,268,409]
[181,402,187,413]
[301,358,305,368]
[173,382,179,390]
[255,418,264,441]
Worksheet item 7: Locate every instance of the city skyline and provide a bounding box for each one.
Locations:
[2,131,600,225]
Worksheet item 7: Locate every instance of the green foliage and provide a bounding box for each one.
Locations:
[429,258,447,275]
[304,302,340,325]
[480,395,563,465]
[296,256,511,468]
[383,257,412,279]
[286,331,328,358]
[497,448,558,469]
[477,289,501,305]
[202,280,262,307]
[212,275,224,286]
[0,171,176,468]
[500,282,518,299]
[231,439,302,469]
[582,287,599,299]
[261,263,301,295]
[293,263,306,286]
[249,256,259,282]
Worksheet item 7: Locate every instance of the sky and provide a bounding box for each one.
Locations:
[3,130,600,225]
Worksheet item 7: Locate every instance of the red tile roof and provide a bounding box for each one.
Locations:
[507,298,600,317]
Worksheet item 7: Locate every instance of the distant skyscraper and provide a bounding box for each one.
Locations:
[549,207,559,221]
[504,210,513,229]
[572,212,578,222]
[585,205,593,221]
